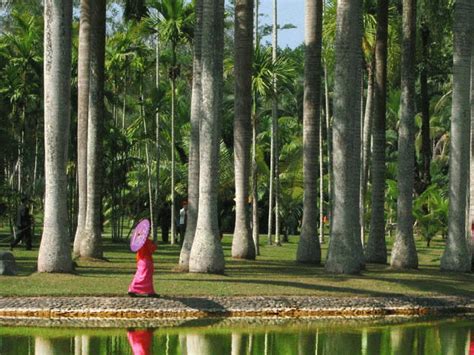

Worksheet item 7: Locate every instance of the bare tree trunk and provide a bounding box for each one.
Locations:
[171,68,177,245]
[232,0,256,260]
[319,93,324,245]
[325,0,364,274]
[441,0,473,272]
[470,37,474,270]
[419,24,431,191]
[189,0,225,274]
[80,0,106,259]
[73,0,91,257]
[324,65,333,234]
[38,0,73,273]
[297,0,322,264]
[366,0,388,264]
[180,0,203,270]
[251,106,260,255]
[391,0,418,270]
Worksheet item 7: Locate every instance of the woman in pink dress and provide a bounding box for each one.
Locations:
[128,238,158,297]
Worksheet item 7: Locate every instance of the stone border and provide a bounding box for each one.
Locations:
[0,295,472,322]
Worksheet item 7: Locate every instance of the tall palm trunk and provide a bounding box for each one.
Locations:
[325,0,364,274]
[419,24,431,191]
[154,33,160,243]
[440,0,473,272]
[73,0,91,257]
[179,0,203,270]
[360,60,374,245]
[189,0,225,274]
[38,0,73,273]
[251,102,260,255]
[297,0,322,264]
[80,0,106,259]
[470,40,474,270]
[170,46,177,245]
[391,0,418,269]
[324,65,332,230]
[232,0,256,260]
[267,0,277,246]
[366,0,388,264]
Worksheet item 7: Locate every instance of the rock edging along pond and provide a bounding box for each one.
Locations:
[0,296,472,320]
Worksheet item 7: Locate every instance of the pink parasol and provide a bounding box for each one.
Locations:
[130,219,151,252]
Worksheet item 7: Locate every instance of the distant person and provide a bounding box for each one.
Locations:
[179,202,187,243]
[11,196,33,250]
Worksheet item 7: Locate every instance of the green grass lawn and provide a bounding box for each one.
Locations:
[0,231,472,297]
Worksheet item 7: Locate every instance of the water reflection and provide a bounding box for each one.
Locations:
[0,318,471,354]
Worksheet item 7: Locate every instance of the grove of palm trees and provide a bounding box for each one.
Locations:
[0,0,473,291]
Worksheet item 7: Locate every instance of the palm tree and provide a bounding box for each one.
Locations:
[325,0,364,274]
[391,0,418,270]
[232,0,256,260]
[37,0,73,273]
[73,0,91,258]
[471,38,474,270]
[179,0,203,270]
[80,0,106,259]
[189,0,225,274]
[440,0,473,272]
[296,0,322,264]
[149,0,194,245]
[365,0,388,264]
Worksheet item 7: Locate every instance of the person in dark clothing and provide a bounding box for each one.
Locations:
[11,196,33,250]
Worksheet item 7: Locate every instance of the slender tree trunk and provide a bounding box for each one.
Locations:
[319,94,324,244]
[179,0,203,270]
[297,0,322,264]
[251,104,260,255]
[73,0,91,257]
[325,0,364,274]
[441,0,473,272]
[232,0,256,260]
[360,60,374,246]
[171,63,177,245]
[154,33,160,243]
[267,0,278,246]
[419,24,431,191]
[141,83,155,242]
[391,0,419,270]
[470,37,474,270]
[366,0,388,264]
[80,0,105,259]
[189,0,225,274]
[324,65,333,233]
[273,0,281,246]
[38,0,73,273]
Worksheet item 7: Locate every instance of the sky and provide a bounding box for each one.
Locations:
[228,0,306,49]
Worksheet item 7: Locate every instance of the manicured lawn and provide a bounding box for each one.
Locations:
[0,231,472,297]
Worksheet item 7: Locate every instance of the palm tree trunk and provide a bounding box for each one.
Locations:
[319,93,324,244]
[189,0,225,274]
[391,0,418,269]
[325,0,364,274]
[73,0,91,257]
[366,0,388,264]
[179,0,203,270]
[324,65,333,233]
[171,70,176,245]
[419,24,431,191]
[441,0,473,272]
[232,0,256,260]
[360,60,374,247]
[470,40,474,270]
[80,0,105,259]
[154,33,160,243]
[38,0,73,273]
[251,104,260,255]
[141,83,155,242]
[297,0,322,264]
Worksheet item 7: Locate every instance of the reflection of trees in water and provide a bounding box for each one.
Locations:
[1,320,472,354]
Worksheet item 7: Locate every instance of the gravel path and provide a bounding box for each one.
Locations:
[0,295,472,321]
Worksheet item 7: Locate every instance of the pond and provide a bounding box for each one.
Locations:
[0,316,472,354]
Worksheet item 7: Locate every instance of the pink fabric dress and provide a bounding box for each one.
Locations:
[128,239,157,295]
[127,329,153,355]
